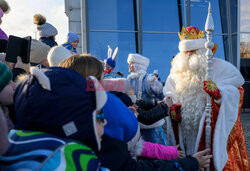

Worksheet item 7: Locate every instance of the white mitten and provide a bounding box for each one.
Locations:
[147,74,157,82]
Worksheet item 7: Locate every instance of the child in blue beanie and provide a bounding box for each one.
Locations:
[62,32,79,54]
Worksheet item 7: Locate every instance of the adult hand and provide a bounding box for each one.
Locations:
[203,80,221,100]
[15,57,30,73]
[193,149,212,171]
[165,96,173,107]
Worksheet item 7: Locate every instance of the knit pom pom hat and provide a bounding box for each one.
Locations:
[0,0,10,14]
[0,62,12,92]
[33,14,58,38]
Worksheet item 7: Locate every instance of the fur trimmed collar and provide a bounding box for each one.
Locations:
[127,72,146,80]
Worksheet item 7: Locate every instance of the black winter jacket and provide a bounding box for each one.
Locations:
[136,99,157,110]
[137,103,169,125]
[99,134,199,171]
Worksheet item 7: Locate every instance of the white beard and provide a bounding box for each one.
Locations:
[170,49,207,155]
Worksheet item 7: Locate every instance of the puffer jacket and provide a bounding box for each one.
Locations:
[137,103,169,125]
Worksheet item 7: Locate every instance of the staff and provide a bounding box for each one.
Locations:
[204,2,214,171]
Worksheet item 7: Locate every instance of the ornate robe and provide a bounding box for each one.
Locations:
[164,58,249,170]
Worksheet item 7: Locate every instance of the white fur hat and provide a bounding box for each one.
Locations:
[178,38,206,52]
[127,54,150,68]
[47,46,72,66]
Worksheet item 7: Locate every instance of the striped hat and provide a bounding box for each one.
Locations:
[0,62,12,92]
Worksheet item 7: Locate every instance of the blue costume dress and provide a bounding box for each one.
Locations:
[128,72,167,145]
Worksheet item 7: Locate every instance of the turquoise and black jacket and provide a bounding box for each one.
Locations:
[0,130,104,171]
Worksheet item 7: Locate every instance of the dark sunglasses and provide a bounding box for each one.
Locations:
[96,109,105,123]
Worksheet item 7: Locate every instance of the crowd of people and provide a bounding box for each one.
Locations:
[0,0,249,170]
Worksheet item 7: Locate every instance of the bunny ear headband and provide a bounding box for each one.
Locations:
[107,45,119,61]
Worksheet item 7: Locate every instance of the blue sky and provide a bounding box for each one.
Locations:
[1,0,68,44]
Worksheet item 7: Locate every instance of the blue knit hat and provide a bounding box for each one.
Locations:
[0,62,12,92]
[14,67,107,151]
[67,32,79,43]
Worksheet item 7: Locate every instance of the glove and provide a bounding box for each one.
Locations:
[203,80,221,100]
[147,74,157,82]
[170,104,182,122]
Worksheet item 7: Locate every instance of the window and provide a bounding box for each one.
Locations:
[88,0,135,30]
[89,32,136,76]
[190,0,225,60]
[86,0,232,80]
[240,0,250,81]
[141,0,180,79]
[143,34,179,78]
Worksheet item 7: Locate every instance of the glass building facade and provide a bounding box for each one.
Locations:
[81,0,238,80]
[66,0,248,108]
[240,0,250,108]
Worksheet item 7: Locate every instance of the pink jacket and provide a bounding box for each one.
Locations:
[133,138,178,160]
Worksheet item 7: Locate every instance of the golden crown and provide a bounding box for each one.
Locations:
[178,26,205,41]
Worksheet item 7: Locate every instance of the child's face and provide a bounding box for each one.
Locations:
[70,41,79,49]
[128,62,135,73]
[95,117,107,142]
[104,62,112,70]
[0,81,16,105]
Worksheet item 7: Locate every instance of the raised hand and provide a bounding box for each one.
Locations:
[203,80,221,100]
[193,149,212,170]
